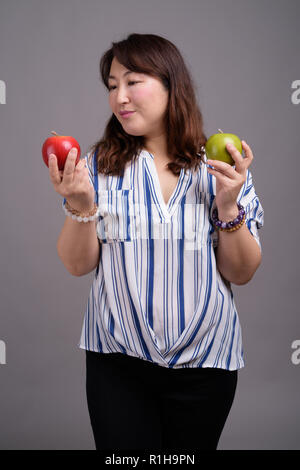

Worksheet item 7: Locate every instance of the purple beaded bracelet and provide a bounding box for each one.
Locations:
[212,203,246,232]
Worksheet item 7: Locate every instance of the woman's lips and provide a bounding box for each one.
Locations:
[120,111,135,118]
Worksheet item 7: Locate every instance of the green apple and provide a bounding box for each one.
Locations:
[205,129,242,166]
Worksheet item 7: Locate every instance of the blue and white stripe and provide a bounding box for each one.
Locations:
[62,149,264,370]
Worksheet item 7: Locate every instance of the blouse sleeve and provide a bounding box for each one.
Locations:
[210,169,264,250]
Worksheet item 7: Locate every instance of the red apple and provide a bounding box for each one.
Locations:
[42,131,81,170]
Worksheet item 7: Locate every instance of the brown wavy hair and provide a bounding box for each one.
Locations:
[88,33,207,176]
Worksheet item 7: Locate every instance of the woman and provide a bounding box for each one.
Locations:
[49,33,264,450]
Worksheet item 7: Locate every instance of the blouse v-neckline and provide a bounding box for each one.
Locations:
[142,150,191,220]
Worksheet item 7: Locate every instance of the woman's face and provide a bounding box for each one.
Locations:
[108,57,169,140]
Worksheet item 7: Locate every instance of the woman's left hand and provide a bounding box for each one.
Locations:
[206,140,254,214]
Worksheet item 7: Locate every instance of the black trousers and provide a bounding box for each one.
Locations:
[85,350,238,450]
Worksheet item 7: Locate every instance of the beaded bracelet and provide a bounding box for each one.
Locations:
[212,203,246,232]
[63,200,100,223]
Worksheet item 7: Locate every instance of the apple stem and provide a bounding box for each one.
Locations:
[51,131,60,136]
[218,129,224,133]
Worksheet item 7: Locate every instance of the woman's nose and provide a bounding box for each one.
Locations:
[116,86,130,104]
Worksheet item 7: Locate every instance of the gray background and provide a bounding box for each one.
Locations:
[0,0,299,450]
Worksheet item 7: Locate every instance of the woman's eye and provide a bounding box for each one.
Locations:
[108,81,139,91]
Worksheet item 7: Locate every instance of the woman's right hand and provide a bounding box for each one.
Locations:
[48,147,96,212]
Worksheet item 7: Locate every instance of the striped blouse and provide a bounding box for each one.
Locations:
[62,148,264,370]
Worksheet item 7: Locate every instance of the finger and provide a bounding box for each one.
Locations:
[73,159,87,185]
[207,166,229,184]
[225,143,245,173]
[48,154,61,186]
[74,158,86,171]
[62,148,78,184]
[241,140,254,168]
[206,159,237,179]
